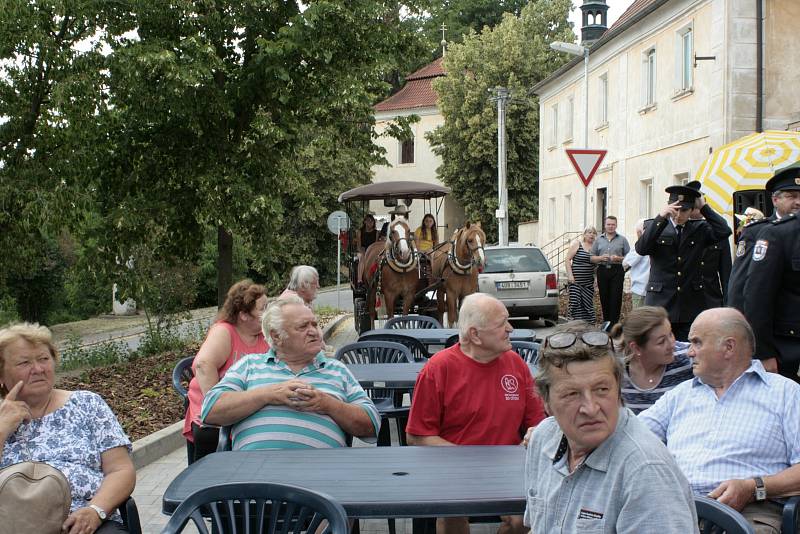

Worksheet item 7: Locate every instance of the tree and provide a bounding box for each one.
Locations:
[427,0,574,241]
[419,0,528,46]
[0,0,125,320]
[89,0,430,303]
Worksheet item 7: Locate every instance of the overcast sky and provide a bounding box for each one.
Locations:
[569,0,629,38]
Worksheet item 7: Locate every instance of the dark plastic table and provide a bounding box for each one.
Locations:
[162,446,527,518]
[360,328,536,348]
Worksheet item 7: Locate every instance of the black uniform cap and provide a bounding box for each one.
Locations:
[665,185,701,209]
[766,167,800,194]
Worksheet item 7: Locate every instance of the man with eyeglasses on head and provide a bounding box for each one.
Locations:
[635,184,731,340]
[524,321,698,534]
[406,293,545,534]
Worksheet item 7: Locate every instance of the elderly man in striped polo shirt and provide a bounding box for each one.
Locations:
[640,308,800,534]
[201,296,379,449]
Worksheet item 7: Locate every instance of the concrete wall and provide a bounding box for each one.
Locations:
[371,107,464,238]
[538,0,718,244]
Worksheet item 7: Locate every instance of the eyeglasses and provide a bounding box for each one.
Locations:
[544,331,613,351]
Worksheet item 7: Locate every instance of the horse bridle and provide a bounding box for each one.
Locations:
[447,228,485,275]
[385,224,418,273]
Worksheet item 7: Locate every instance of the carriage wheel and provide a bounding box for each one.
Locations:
[354,298,372,334]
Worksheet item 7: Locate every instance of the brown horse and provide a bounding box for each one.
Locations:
[362,218,420,325]
[430,222,486,327]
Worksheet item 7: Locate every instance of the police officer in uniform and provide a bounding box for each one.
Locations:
[636,184,731,340]
[728,167,800,311]
[740,169,800,382]
[687,180,731,307]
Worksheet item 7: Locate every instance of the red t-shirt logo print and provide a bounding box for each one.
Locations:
[501,375,519,394]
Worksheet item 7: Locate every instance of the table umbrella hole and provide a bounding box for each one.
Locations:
[392,471,409,476]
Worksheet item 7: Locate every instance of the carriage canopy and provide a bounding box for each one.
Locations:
[338,181,450,202]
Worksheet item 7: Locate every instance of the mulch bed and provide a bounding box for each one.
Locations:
[57,348,194,441]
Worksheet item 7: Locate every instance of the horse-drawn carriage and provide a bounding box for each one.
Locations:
[338,181,486,333]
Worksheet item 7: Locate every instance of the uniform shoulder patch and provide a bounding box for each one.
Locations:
[752,239,769,261]
[735,240,747,258]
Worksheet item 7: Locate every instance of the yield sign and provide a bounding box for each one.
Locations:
[565,149,607,187]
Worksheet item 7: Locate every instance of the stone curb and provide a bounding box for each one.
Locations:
[132,312,353,470]
[132,421,184,470]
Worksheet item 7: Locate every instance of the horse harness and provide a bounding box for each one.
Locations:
[444,228,484,276]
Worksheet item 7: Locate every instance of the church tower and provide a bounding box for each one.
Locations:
[580,0,609,47]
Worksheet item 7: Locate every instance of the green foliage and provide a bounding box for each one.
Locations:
[196,227,250,307]
[0,295,20,327]
[60,335,129,371]
[137,327,186,358]
[415,0,528,47]
[427,0,574,241]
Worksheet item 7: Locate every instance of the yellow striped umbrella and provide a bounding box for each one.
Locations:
[694,130,800,215]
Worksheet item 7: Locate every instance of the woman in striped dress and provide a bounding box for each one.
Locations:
[612,306,694,414]
[565,226,597,322]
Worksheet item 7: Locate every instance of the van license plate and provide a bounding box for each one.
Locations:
[496,281,529,290]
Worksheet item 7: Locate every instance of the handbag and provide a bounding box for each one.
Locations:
[0,460,72,534]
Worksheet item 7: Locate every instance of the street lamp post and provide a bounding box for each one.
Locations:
[550,41,590,229]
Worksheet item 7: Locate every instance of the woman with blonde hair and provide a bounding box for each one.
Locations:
[0,323,135,533]
[610,306,693,414]
[565,226,597,322]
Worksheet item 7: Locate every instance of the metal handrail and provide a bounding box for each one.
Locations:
[540,231,582,276]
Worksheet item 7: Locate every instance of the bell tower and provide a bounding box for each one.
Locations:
[580,0,609,47]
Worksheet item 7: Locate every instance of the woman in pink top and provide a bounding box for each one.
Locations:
[182,279,269,463]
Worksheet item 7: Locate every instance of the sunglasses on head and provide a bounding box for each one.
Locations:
[544,331,613,350]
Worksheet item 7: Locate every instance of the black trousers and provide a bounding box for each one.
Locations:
[596,264,624,325]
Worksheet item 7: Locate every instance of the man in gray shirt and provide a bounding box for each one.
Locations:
[590,216,630,325]
[524,321,698,533]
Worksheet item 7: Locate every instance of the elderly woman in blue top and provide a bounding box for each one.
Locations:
[0,323,135,534]
[201,296,379,449]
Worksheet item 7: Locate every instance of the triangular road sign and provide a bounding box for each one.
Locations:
[565,149,607,187]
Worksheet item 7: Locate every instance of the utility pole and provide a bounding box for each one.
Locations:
[490,87,511,246]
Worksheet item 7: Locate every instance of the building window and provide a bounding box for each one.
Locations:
[598,73,608,125]
[548,197,556,236]
[643,48,657,107]
[564,194,572,230]
[565,96,574,141]
[550,103,559,146]
[400,137,414,164]
[674,172,689,185]
[640,179,653,218]
[677,26,693,91]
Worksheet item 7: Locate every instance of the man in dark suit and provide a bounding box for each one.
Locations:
[686,180,732,307]
[728,167,800,312]
[635,184,731,340]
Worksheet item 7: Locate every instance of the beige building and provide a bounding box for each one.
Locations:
[532,0,800,245]
[371,58,465,236]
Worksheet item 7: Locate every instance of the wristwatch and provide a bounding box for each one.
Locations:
[89,504,107,520]
[753,477,767,501]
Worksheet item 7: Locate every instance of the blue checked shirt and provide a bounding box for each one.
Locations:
[639,360,800,495]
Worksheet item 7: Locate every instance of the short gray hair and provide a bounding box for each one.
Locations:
[711,308,756,355]
[536,321,624,404]
[458,293,499,342]
[287,265,319,290]
[261,296,305,345]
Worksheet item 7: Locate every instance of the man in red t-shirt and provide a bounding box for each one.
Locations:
[407,293,546,534]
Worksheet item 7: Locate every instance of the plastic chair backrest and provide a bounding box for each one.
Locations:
[444,334,459,348]
[161,482,350,534]
[357,333,429,362]
[172,356,195,409]
[385,315,443,330]
[335,341,412,364]
[694,496,755,534]
[511,341,540,365]
[120,496,142,534]
[783,496,800,534]
[336,341,412,405]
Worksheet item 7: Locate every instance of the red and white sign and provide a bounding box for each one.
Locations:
[565,149,607,187]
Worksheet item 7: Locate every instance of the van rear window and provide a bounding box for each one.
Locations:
[483,248,550,274]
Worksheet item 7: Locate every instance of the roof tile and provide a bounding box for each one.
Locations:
[374,57,445,112]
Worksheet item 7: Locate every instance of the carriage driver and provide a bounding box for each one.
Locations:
[407,293,546,534]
